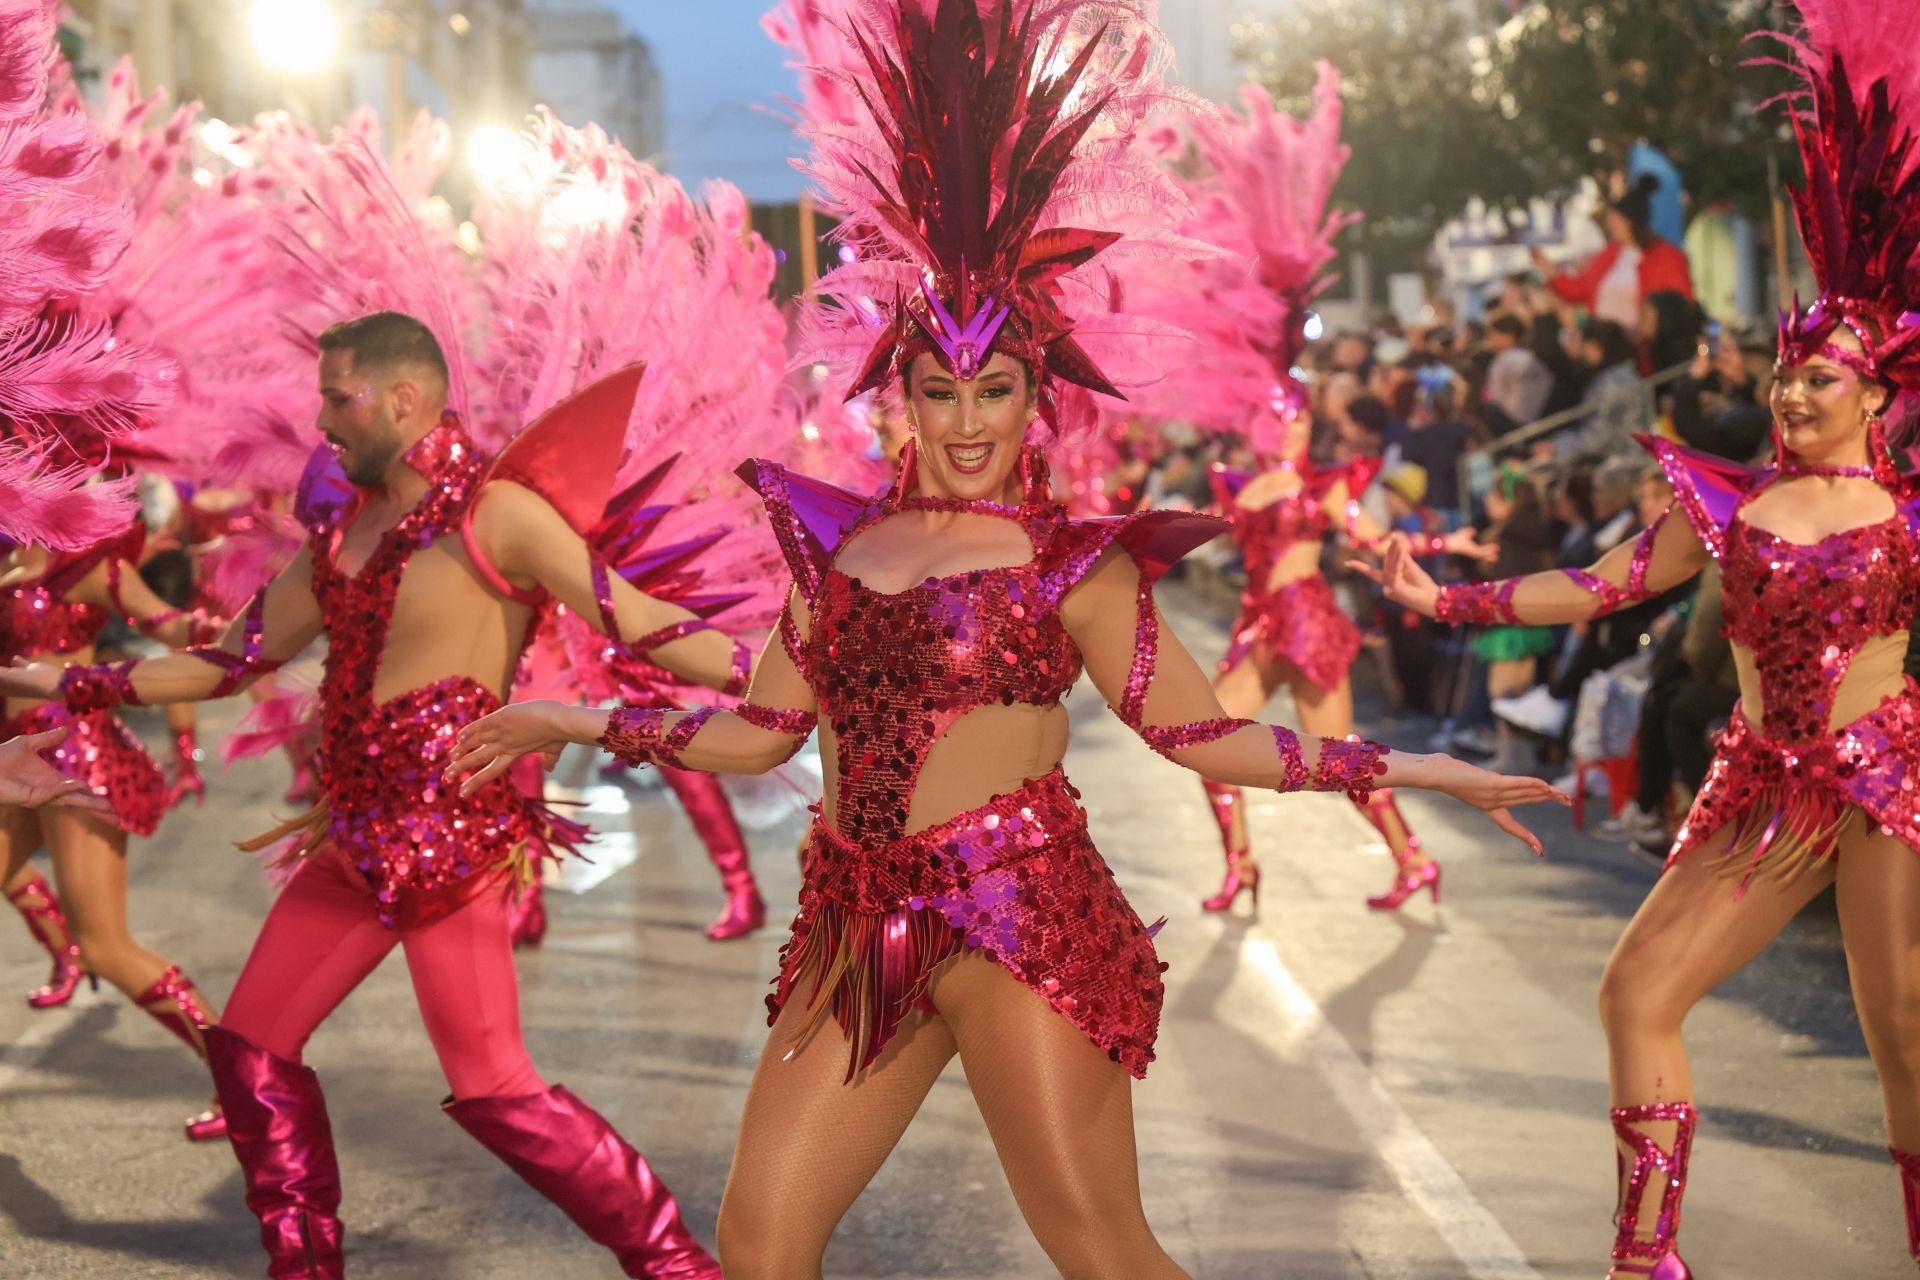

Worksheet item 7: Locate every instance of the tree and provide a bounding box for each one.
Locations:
[1236,0,1789,277]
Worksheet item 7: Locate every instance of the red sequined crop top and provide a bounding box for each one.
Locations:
[743,449,1229,844]
[1212,457,1383,586]
[0,529,143,658]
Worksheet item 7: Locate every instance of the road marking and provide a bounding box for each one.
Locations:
[1237,933,1543,1280]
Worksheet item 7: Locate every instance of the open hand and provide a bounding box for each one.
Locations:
[1440,527,1498,564]
[1347,537,1444,617]
[0,728,114,814]
[445,701,596,797]
[1401,752,1569,856]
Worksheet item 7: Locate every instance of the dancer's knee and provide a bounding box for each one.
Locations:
[1597,956,1691,1040]
[714,1200,823,1280]
[1859,985,1920,1088]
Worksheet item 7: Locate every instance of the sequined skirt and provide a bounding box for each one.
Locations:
[241,677,588,929]
[770,769,1166,1080]
[1667,685,1920,892]
[1221,575,1361,692]
[3,704,165,836]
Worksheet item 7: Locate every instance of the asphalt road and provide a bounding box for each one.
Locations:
[0,587,1896,1278]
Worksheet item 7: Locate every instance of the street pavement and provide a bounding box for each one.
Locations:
[0,585,1897,1278]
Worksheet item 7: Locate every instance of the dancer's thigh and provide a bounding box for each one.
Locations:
[1,803,42,882]
[717,976,957,1277]
[1602,823,1833,1027]
[222,852,398,1060]
[1212,649,1279,720]
[40,808,132,946]
[1292,670,1354,737]
[401,882,541,1100]
[933,952,1185,1279]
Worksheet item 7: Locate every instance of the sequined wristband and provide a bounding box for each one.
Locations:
[60,660,144,712]
[1314,736,1391,802]
[597,705,719,769]
[1435,579,1521,626]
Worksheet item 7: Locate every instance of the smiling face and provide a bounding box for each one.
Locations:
[903,351,1036,501]
[315,348,437,488]
[1770,326,1889,466]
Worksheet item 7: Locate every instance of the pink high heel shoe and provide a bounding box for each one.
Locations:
[1891,1146,1920,1271]
[134,964,229,1141]
[1201,852,1261,913]
[5,873,96,1008]
[165,728,206,808]
[1606,1102,1695,1279]
[1366,859,1440,911]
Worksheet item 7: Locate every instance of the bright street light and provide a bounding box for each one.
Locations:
[251,0,336,74]
[466,125,524,185]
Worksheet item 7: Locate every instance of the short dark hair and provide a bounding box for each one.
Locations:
[1346,394,1392,436]
[1490,314,1527,341]
[316,311,449,391]
[1580,317,1636,369]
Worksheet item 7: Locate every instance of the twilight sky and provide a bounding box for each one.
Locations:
[604,0,1246,203]
[607,2,805,203]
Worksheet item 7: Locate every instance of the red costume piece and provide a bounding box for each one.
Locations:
[1,532,167,836]
[599,450,1390,1081]
[263,419,585,929]
[1645,437,1920,886]
[1213,459,1381,691]
[1543,238,1695,309]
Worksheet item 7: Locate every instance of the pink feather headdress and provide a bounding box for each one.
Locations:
[1128,63,1357,457]
[791,0,1205,435]
[1756,1,1920,394]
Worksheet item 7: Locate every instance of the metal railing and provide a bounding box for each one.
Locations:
[1456,359,1694,513]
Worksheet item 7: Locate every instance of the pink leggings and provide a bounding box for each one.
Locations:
[221,851,543,1101]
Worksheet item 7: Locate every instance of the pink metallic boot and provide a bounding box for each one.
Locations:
[5,872,93,1007]
[1198,779,1261,913]
[166,727,207,808]
[444,1085,721,1278]
[1355,790,1441,911]
[1607,1102,1696,1279]
[1891,1147,1920,1271]
[662,768,764,940]
[205,1027,345,1279]
[133,964,228,1141]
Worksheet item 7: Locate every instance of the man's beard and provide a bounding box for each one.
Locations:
[344,435,402,487]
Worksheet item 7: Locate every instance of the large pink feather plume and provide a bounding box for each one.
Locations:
[0,441,137,550]
[1125,63,1358,457]
[0,2,177,540]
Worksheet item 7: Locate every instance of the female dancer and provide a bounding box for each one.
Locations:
[1,532,229,1140]
[1129,67,1488,912]
[448,4,1563,1274]
[1356,7,1920,1269]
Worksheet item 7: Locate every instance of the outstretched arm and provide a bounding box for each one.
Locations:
[0,549,323,707]
[94,558,218,648]
[471,481,750,694]
[1060,547,1565,852]
[444,587,819,795]
[1354,504,1709,627]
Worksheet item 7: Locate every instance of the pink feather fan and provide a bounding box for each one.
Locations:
[0,0,171,547]
[1126,62,1358,458]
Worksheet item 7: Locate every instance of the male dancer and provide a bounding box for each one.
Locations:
[4,312,734,1279]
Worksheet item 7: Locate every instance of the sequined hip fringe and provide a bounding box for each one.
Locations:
[769,770,1166,1082]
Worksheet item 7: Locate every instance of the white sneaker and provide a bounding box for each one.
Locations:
[1595,801,1660,842]
[1492,686,1570,736]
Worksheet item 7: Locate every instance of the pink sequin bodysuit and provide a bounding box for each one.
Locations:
[735,452,1232,1078]
[276,420,584,928]
[1,532,167,834]
[1644,438,1920,883]
[1215,459,1380,690]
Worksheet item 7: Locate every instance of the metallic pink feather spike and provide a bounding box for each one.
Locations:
[783,0,1214,447]
[1754,3,1920,405]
